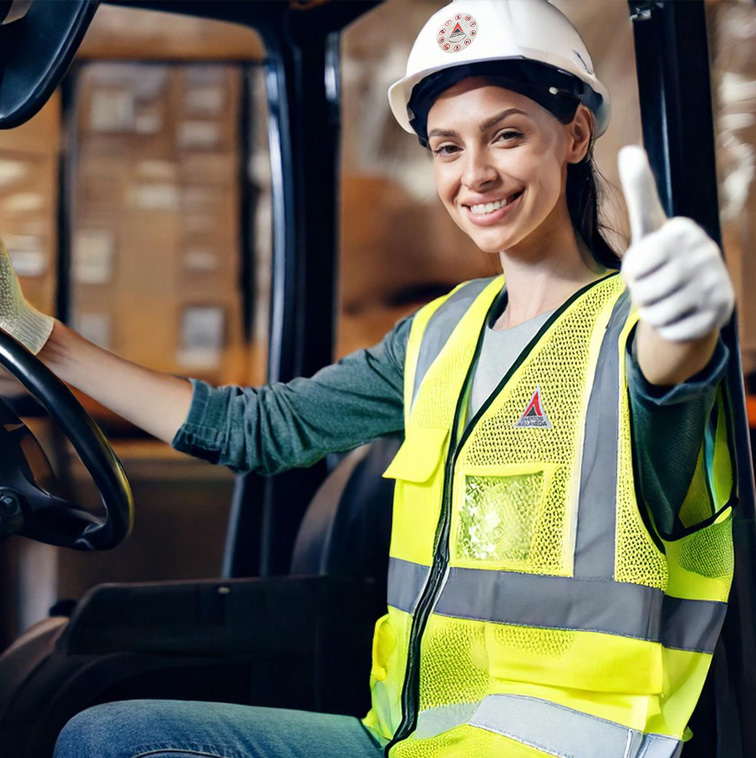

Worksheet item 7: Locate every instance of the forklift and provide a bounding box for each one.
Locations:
[0,1,752,756]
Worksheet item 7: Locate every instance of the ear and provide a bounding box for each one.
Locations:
[566,105,593,164]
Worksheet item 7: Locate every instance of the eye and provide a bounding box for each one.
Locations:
[431,143,461,158]
[495,129,523,143]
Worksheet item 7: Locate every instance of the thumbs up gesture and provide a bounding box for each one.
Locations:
[618,145,734,342]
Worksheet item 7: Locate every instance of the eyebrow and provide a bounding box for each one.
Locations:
[427,108,529,139]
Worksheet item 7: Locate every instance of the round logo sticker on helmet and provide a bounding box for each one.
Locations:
[436,12,477,55]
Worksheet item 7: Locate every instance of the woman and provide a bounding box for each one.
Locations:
[2,1,735,756]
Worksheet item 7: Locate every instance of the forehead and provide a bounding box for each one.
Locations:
[426,77,546,130]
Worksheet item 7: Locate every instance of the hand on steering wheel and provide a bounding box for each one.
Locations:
[0,329,133,550]
[0,235,132,549]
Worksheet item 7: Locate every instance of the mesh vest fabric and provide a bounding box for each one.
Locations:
[363,275,736,758]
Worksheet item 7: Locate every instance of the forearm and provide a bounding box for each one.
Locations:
[38,320,192,445]
[634,319,720,387]
[174,319,411,474]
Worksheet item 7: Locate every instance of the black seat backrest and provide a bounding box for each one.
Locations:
[290,435,401,581]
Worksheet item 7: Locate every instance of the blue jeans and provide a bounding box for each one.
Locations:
[53,700,385,758]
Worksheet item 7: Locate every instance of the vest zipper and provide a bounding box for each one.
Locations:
[384,274,618,755]
[384,350,475,754]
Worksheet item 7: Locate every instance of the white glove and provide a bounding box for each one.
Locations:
[0,237,55,354]
[618,145,734,342]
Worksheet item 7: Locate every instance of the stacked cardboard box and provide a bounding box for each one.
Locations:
[0,96,60,318]
[72,63,245,384]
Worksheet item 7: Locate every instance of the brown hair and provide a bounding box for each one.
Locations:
[566,152,622,269]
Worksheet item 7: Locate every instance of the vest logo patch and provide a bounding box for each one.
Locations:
[514,387,552,429]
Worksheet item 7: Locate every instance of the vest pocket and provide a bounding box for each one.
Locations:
[383,426,450,567]
[452,463,559,573]
[382,427,449,483]
[371,613,396,682]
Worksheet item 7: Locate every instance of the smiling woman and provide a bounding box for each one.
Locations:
[0,1,728,757]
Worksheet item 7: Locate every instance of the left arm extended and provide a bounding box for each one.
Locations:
[618,146,734,386]
[634,321,719,387]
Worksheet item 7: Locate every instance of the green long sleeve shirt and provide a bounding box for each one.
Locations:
[173,310,730,537]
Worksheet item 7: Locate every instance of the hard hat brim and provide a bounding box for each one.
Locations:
[388,57,611,138]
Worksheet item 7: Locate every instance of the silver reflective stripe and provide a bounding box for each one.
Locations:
[387,558,429,616]
[412,278,497,408]
[413,702,479,740]
[661,595,728,653]
[573,290,632,578]
[413,695,682,757]
[435,564,662,641]
[388,557,428,614]
[387,557,727,653]
[463,694,682,758]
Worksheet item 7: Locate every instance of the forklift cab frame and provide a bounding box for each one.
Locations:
[0,1,753,756]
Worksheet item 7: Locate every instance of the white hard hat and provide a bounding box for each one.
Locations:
[388,0,611,137]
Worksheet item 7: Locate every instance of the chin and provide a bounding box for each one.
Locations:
[464,227,521,255]
[451,210,527,255]
[474,238,510,254]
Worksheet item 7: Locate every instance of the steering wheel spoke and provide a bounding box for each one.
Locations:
[19,492,105,550]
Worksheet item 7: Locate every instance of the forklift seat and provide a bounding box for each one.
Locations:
[0,436,400,758]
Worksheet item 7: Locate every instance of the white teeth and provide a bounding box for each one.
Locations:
[469,195,517,215]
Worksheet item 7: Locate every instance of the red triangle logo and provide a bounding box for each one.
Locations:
[522,389,543,417]
[515,387,552,428]
[452,22,464,34]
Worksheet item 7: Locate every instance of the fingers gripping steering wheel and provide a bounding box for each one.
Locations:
[0,331,133,550]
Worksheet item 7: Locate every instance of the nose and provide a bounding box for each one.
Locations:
[461,146,498,190]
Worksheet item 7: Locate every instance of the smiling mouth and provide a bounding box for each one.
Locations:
[466,191,523,216]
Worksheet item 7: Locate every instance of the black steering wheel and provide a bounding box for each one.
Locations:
[0,330,133,550]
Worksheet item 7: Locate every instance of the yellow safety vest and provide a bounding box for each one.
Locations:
[363,273,736,758]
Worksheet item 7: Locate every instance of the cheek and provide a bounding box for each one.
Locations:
[496,144,559,190]
[522,150,564,209]
[536,163,564,205]
[434,165,457,206]
[540,136,570,189]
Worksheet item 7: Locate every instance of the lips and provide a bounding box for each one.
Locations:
[463,190,523,225]
[467,191,522,216]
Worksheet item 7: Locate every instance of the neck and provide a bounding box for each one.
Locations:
[495,204,609,330]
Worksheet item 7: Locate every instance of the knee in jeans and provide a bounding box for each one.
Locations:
[54,700,157,758]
